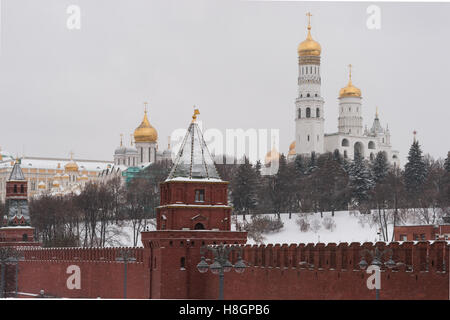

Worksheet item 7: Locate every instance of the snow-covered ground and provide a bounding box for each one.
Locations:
[232,211,391,245]
[109,210,389,247]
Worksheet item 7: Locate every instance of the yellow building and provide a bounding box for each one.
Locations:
[0,152,112,201]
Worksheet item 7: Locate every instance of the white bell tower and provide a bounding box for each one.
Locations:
[338,64,363,135]
[295,13,324,156]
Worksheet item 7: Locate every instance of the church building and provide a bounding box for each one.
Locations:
[289,14,400,165]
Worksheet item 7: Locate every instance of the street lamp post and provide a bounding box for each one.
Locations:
[197,244,246,300]
[359,246,396,300]
[115,249,137,299]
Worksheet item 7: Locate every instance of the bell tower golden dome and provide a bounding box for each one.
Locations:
[298,12,321,57]
[134,103,158,143]
[339,64,361,98]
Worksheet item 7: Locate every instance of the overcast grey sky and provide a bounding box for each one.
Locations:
[0,0,449,165]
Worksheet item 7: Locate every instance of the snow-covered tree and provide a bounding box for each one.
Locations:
[230,157,258,220]
[306,151,318,174]
[444,151,450,173]
[404,140,427,198]
[294,154,306,176]
[371,151,389,183]
[348,152,375,205]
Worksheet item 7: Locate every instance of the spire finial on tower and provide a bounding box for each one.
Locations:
[120,133,123,147]
[376,106,379,119]
[413,130,417,142]
[144,101,148,114]
[306,12,312,30]
[192,106,200,122]
[348,64,353,83]
[168,135,171,149]
[69,151,74,160]
[130,134,134,146]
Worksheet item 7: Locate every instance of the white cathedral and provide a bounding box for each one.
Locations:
[286,14,399,166]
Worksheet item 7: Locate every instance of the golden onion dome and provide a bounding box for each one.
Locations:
[265,147,280,166]
[288,141,296,156]
[52,180,60,187]
[298,15,321,57]
[65,161,79,172]
[134,110,158,143]
[38,181,46,189]
[339,64,361,98]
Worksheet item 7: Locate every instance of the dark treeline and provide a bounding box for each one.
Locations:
[226,141,450,241]
[15,141,450,246]
[28,162,171,247]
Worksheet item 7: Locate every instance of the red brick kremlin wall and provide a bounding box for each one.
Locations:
[15,241,449,299]
[16,247,149,298]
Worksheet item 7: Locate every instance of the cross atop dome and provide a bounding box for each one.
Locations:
[339,64,361,98]
[306,12,312,30]
[298,12,321,57]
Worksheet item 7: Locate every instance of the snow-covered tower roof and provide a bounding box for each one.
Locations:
[8,159,26,181]
[166,109,221,181]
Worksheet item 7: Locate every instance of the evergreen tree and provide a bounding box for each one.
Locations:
[294,154,306,176]
[255,160,262,177]
[371,151,389,183]
[404,140,427,197]
[306,151,318,174]
[348,152,375,205]
[333,149,343,164]
[444,151,450,173]
[271,154,292,219]
[230,157,258,220]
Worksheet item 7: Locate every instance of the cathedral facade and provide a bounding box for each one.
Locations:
[100,106,172,182]
[289,15,400,166]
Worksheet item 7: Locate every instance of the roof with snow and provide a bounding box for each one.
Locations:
[0,156,111,172]
[8,161,25,181]
[166,118,220,181]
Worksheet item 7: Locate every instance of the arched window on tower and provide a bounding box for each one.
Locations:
[14,185,17,193]
[341,139,349,147]
[20,185,24,194]
[316,108,320,118]
[298,109,301,119]
[307,93,310,98]
[306,108,311,118]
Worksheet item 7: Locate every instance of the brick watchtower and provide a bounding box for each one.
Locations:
[0,159,38,246]
[141,109,247,299]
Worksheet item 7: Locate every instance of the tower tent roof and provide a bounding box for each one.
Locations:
[370,110,384,136]
[8,161,25,181]
[166,119,221,181]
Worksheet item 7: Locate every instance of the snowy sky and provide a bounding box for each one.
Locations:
[0,0,449,165]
